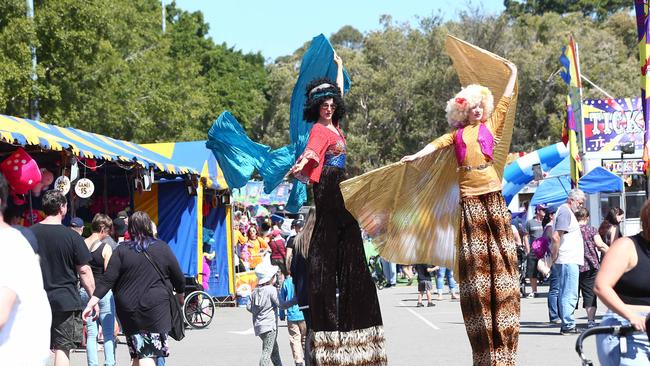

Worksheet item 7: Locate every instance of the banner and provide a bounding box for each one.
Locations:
[582,98,644,153]
[559,36,583,185]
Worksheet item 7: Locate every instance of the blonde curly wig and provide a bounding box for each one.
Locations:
[445,84,494,128]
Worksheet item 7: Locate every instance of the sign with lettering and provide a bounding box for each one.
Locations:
[582,98,644,153]
[54,176,70,195]
[74,178,94,198]
[602,159,645,175]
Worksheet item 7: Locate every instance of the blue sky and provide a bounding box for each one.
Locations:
[173,0,505,60]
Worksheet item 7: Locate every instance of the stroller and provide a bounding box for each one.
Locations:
[575,325,639,365]
[367,255,386,290]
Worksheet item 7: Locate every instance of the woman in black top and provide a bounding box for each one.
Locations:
[80,214,116,366]
[83,212,184,366]
[594,201,650,365]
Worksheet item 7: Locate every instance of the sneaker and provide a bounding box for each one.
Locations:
[587,321,597,329]
[436,294,443,301]
[451,293,460,300]
[526,292,535,298]
[549,319,562,325]
[416,302,424,307]
[560,327,580,335]
[427,302,436,307]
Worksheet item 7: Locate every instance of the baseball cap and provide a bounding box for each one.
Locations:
[292,219,304,228]
[70,217,84,228]
[545,206,558,214]
[535,204,547,211]
[116,210,128,219]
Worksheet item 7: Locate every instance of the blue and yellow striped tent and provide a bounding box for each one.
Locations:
[0,114,196,174]
[142,141,227,189]
[138,141,234,297]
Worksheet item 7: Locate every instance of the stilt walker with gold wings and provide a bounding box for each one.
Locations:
[341,35,521,366]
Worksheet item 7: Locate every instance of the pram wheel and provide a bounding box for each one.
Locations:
[183,290,216,329]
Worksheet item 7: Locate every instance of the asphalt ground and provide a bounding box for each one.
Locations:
[52,282,606,366]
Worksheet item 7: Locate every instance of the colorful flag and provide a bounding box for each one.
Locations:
[634,1,650,175]
[559,36,583,186]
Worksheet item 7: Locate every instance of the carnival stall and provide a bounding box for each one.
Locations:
[140,140,235,300]
[0,114,195,225]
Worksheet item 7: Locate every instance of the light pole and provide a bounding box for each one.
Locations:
[26,0,39,120]
[619,141,635,235]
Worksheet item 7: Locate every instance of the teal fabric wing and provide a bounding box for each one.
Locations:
[206,111,271,189]
[206,34,351,212]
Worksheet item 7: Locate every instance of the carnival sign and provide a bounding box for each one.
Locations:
[582,98,645,153]
[602,159,645,175]
[54,176,71,195]
[74,178,94,198]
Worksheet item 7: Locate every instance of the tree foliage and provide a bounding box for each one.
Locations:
[1,0,267,143]
[504,0,632,21]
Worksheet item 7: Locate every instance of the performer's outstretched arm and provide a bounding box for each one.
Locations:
[503,62,517,97]
[334,53,344,96]
[400,132,453,163]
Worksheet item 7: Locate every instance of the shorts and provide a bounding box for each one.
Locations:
[51,310,83,351]
[271,258,287,275]
[525,253,539,278]
[126,332,170,360]
[418,280,433,292]
[579,269,597,308]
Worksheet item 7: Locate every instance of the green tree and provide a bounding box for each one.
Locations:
[504,0,632,21]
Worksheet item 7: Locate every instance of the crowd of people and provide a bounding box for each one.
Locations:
[0,171,185,366]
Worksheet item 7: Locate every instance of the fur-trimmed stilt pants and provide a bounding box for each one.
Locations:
[459,191,521,366]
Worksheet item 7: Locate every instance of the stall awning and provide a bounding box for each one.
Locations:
[0,115,197,174]
[141,141,228,190]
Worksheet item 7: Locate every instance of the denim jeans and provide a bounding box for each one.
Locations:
[81,289,116,366]
[555,263,579,331]
[380,258,396,285]
[435,267,458,294]
[547,264,560,322]
[597,310,650,366]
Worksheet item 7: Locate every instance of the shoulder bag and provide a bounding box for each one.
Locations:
[142,249,185,341]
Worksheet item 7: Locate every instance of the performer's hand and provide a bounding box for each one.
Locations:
[334,53,343,67]
[400,154,417,163]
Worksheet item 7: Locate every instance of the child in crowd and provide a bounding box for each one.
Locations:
[414,264,439,307]
[247,262,296,366]
[279,269,307,366]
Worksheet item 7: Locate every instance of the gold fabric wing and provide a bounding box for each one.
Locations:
[340,35,518,268]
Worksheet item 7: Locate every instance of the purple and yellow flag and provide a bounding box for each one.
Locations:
[635,1,650,175]
[559,36,583,186]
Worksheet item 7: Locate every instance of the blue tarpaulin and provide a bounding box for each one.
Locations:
[531,158,624,206]
[579,167,624,194]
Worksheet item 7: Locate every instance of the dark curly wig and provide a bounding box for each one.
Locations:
[303,77,346,125]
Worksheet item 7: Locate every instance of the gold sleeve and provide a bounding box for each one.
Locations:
[487,96,512,142]
[430,132,454,150]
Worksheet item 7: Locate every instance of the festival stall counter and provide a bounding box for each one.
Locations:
[0,114,196,228]
[140,141,235,303]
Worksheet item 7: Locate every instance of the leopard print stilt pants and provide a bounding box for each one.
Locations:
[459,191,520,366]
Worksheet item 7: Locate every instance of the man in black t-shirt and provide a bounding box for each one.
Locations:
[32,190,96,365]
[285,218,304,270]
